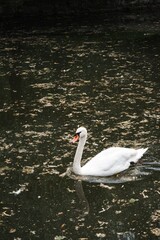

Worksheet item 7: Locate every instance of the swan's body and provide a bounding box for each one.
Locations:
[72,127,148,177]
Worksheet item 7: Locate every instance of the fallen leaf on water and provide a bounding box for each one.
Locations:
[96,233,106,238]
[150,228,160,237]
[9,228,16,233]
[100,183,115,189]
[140,190,149,198]
[129,198,139,204]
[10,183,29,195]
[151,210,160,222]
[67,188,75,193]
[22,166,34,174]
[54,236,66,240]
[0,166,12,175]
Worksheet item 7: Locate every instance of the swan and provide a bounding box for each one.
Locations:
[71,126,148,177]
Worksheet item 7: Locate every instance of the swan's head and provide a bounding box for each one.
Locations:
[72,127,87,143]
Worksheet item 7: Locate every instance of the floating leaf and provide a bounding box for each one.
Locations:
[54,236,66,240]
[129,198,139,204]
[9,228,16,233]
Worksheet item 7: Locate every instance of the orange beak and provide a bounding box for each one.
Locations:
[71,134,79,143]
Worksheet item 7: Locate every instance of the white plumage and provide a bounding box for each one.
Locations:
[72,127,148,177]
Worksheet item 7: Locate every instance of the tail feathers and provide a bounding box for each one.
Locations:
[136,147,148,162]
[139,147,148,156]
[131,148,148,164]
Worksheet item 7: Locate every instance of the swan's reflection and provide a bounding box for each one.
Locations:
[74,180,89,216]
[74,180,137,240]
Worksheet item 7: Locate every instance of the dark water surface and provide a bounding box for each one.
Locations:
[0,17,160,239]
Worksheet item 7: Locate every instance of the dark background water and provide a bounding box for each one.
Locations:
[0,13,160,240]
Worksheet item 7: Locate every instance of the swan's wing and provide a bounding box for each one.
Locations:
[81,147,143,176]
[88,147,137,167]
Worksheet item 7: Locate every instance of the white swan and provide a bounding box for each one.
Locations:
[71,126,148,177]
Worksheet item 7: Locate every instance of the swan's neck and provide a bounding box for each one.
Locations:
[73,135,87,175]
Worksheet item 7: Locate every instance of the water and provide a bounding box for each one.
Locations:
[0,16,160,239]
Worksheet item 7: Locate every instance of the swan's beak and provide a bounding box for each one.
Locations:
[71,134,79,143]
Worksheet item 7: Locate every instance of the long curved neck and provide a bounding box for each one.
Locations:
[73,135,87,175]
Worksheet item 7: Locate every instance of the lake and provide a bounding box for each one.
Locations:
[0,14,160,240]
